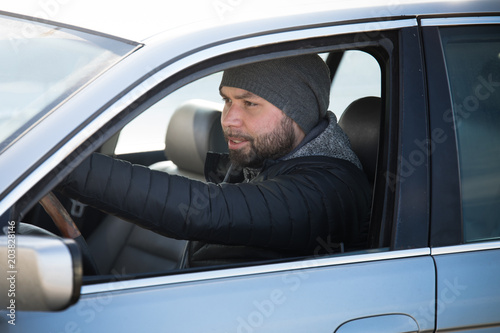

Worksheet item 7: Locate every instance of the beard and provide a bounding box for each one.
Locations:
[224,116,298,168]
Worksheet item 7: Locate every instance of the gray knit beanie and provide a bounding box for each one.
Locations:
[219,54,331,134]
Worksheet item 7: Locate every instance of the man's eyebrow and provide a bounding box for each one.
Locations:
[220,89,259,100]
[235,91,258,100]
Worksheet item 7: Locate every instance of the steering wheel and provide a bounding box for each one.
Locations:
[39,192,100,275]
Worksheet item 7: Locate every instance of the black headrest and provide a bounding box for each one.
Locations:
[339,96,381,185]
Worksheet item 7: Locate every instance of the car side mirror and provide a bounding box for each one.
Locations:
[0,235,82,312]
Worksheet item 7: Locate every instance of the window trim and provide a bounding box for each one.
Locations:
[431,240,500,256]
[420,16,500,27]
[82,248,429,295]
[389,26,430,250]
[422,25,463,248]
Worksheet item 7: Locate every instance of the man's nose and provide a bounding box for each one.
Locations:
[221,103,243,128]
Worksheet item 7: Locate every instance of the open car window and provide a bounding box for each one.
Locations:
[72,48,385,280]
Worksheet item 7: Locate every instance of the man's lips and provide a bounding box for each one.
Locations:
[224,129,253,149]
[227,137,249,149]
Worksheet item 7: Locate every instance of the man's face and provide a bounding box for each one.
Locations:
[220,86,305,168]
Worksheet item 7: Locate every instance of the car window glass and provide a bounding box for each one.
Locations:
[440,25,500,243]
[0,14,136,154]
[329,50,381,119]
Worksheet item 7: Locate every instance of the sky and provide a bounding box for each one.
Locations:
[1,1,225,40]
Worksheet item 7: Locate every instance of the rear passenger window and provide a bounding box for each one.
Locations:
[440,25,500,243]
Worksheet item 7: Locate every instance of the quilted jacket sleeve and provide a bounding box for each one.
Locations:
[59,152,371,253]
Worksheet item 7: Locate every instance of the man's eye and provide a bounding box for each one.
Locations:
[244,101,257,107]
[222,97,231,104]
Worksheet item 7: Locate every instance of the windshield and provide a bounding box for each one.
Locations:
[0,14,138,152]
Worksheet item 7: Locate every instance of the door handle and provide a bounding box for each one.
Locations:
[335,314,419,333]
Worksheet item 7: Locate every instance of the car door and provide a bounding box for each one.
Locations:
[2,17,437,333]
[422,17,500,331]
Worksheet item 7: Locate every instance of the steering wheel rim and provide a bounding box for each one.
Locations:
[39,192,100,275]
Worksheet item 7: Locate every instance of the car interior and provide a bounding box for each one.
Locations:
[21,49,385,281]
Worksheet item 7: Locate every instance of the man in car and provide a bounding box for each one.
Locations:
[59,54,372,266]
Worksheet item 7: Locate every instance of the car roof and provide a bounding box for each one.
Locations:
[2,0,499,42]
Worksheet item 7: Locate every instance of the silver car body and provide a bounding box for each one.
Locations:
[0,0,499,332]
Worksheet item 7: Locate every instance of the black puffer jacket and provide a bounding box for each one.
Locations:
[59,112,371,265]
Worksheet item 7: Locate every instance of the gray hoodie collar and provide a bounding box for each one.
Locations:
[239,111,362,182]
[282,111,362,169]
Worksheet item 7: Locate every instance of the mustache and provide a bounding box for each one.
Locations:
[223,130,253,142]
